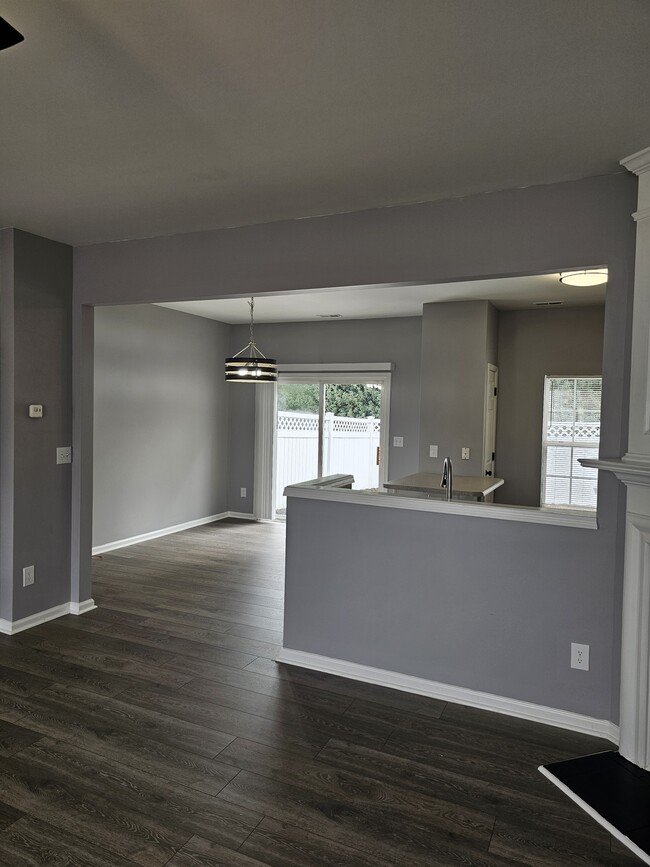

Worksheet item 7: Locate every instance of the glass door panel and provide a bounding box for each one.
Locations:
[275,383,320,513]
[323,383,382,490]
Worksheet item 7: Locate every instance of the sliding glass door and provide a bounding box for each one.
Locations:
[274,373,390,515]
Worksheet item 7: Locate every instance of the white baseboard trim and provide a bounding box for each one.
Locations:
[70,598,97,616]
[227,511,257,521]
[0,598,97,635]
[539,766,650,865]
[277,648,619,742]
[92,512,233,555]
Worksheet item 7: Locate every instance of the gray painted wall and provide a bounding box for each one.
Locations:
[93,304,230,547]
[285,493,620,721]
[227,317,422,508]
[419,301,497,477]
[495,305,605,507]
[71,173,635,723]
[0,229,73,621]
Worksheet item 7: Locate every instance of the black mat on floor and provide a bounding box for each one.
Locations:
[544,750,650,858]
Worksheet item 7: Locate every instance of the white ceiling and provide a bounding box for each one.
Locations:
[0,1,649,246]
[157,273,606,324]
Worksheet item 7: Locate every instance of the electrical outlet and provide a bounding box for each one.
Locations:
[240,487,247,498]
[461,447,470,460]
[28,404,43,418]
[56,446,72,465]
[393,437,404,448]
[429,445,438,458]
[571,642,590,671]
[22,565,34,587]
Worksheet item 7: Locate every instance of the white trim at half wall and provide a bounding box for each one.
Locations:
[91,512,256,555]
[0,599,97,635]
[277,647,619,742]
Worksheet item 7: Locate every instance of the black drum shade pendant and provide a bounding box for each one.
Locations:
[225,298,278,383]
[0,17,23,51]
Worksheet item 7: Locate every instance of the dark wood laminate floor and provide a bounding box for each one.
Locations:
[0,519,639,865]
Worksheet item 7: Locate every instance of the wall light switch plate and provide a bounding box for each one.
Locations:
[393,437,404,448]
[461,447,470,460]
[429,445,438,458]
[240,487,247,498]
[28,404,43,418]
[56,446,72,465]
[23,565,34,587]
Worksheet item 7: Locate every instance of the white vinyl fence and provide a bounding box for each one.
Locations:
[276,411,380,509]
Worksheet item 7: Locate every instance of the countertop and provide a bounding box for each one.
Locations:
[384,471,504,498]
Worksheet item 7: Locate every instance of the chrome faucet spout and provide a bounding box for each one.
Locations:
[440,457,453,501]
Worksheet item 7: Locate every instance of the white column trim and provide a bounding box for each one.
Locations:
[601,145,650,771]
[253,383,277,521]
[619,511,650,768]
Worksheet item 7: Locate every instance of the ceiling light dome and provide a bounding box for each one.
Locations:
[559,270,608,287]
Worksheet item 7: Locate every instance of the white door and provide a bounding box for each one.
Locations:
[484,364,498,477]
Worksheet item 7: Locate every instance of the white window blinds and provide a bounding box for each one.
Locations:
[541,376,602,511]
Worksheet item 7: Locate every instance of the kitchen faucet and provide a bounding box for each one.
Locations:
[440,457,453,501]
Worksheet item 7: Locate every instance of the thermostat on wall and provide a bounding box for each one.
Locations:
[28,405,43,418]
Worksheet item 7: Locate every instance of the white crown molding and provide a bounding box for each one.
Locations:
[284,484,598,529]
[277,648,618,741]
[621,146,650,175]
[0,599,96,635]
[539,767,650,865]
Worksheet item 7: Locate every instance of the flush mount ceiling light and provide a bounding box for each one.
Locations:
[225,297,277,383]
[559,269,608,287]
[0,16,24,51]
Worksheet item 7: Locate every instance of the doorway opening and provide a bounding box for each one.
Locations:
[271,372,391,519]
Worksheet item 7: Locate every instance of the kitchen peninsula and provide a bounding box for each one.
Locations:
[384,471,504,501]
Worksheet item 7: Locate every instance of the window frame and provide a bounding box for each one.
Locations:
[540,375,602,512]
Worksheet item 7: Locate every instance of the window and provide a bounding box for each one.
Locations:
[541,376,602,511]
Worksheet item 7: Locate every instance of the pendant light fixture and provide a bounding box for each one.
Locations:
[225,297,277,383]
[559,269,608,287]
[0,16,24,51]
